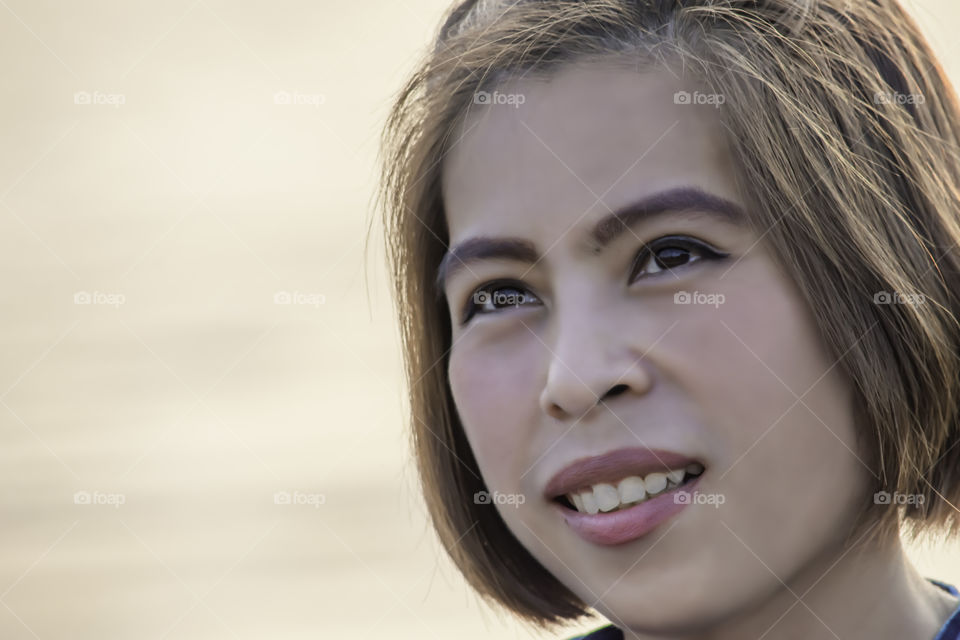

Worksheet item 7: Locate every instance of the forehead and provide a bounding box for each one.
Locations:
[440,60,743,246]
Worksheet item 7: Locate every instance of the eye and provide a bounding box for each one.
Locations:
[460,280,542,325]
[629,235,730,283]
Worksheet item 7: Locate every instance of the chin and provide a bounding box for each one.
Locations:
[589,566,761,634]
[595,591,734,637]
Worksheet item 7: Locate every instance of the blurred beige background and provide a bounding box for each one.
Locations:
[0,1,957,638]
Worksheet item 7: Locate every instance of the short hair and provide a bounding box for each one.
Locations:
[377,0,960,629]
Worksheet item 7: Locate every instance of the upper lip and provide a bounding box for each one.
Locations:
[544,447,701,500]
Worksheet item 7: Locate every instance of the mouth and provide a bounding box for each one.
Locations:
[543,447,707,545]
[553,462,705,514]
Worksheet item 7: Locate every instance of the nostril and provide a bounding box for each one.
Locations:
[603,384,629,400]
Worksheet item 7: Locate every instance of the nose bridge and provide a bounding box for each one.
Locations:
[540,284,632,419]
[552,291,606,371]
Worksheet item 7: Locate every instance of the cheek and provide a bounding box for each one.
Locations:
[447,338,541,493]
[679,260,857,453]
[681,264,868,570]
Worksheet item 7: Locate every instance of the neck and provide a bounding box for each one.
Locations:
[622,528,959,640]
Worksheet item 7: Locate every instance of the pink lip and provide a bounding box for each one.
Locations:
[543,447,700,500]
[555,475,702,545]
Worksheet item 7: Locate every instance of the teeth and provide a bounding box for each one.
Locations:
[594,484,620,512]
[581,491,600,515]
[643,472,667,494]
[617,476,646,503]
[570,492,585,512]
[565,464,705,514]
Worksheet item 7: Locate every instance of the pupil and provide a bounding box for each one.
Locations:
[492,288,525,307]
[656,247,689,269]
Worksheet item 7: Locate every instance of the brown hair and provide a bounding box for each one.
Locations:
[377,0,960,629]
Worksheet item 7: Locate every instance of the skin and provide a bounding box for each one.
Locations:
[439,59,960,639]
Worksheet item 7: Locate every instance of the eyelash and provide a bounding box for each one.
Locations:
[458,235,730,325]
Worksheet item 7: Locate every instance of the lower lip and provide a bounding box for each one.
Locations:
[555,476,702,546]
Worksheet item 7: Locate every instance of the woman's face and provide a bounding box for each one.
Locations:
[440,61,873,633]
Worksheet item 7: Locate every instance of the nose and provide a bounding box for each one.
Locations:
[538,307,654,421]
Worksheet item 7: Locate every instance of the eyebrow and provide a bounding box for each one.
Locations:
[434,186,747,296]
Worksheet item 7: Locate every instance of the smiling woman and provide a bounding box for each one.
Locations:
[377,1,960,639]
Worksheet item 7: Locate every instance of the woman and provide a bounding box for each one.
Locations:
[378,1,960,638]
